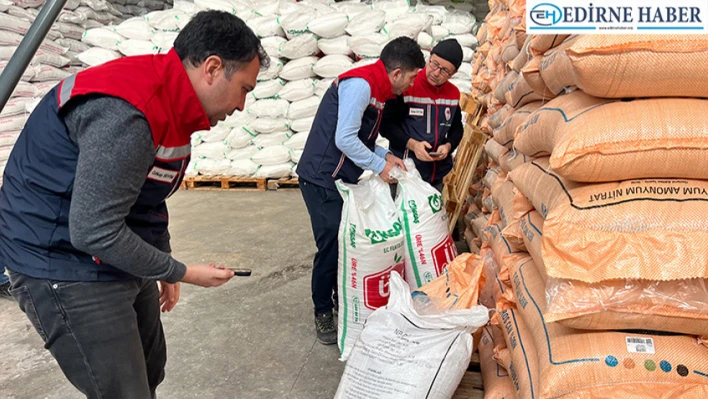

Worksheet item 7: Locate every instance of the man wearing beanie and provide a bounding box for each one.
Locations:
[381,39,465,192]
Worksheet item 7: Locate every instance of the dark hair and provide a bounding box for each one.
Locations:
[174,10,269,78]
[380,37,426,74]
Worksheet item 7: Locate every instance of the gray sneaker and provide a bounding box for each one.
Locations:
[314,311,337,345]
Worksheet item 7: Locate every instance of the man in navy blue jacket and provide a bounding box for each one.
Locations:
[381,39,465,192]
[297,37,425,345]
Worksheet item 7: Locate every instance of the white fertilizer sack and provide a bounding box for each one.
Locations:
[334,271,488,399]
[278,56,318,80]
[345,10,386,36]
[313,55,353,78]
[251,79,285,100]
[392,160,457,289]
[278,33,319,59]
[287,96,321,120]
[336,175,405,360]
[248,99,290,119]
[278,78,316,102]
[317,36,352,56]
[307,12,348,38]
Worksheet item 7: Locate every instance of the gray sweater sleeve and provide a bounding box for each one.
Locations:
[63,95,187,283]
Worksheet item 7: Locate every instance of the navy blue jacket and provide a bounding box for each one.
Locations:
[0,50,209,281]
[381,70,464,185]
[297,60,394,191]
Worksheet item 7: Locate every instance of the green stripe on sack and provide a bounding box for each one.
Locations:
[400,187,422,287]
[338,185,351,354]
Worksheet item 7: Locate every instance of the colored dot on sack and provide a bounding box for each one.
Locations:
[660,361,672,372]
[605,356,619,367]
[677,365,689,377]
[623,359,635,369]
[645,360,657,371]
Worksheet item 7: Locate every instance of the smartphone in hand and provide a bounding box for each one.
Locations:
[224,266,252,277]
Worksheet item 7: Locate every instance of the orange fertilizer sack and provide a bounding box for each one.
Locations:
[480,325,517,399]
[489,103,515,129]
[543,178,708,283]
[520,210,708,336]
[483,222,525,271]
[511,36,532,72]
[514,90,708,182]
[536,35,580,96]
[509,257,708,399]
[499,151,535,173]
[521,55,556,99]
[494,71,518,104]
[493,102,541,149]
[519,211,547,279]
[415,253,487,310]
[483,165,502,190]
[491,178,533,245]
[502,33,520,63]
[561,35,708,98]
[529,34,569,56]
[492,261,540,399]
[485,138,509,165]
[504,73,543,109]
[472,213,490,238]
[508,158,581,219]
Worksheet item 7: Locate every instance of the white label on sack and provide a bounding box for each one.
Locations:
[147,166,178,183]
[626,337,655,354]
[409,108,424,117]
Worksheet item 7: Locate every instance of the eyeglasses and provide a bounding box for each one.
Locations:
[428,59,454,78]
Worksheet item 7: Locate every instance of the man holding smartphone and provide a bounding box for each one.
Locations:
[381,39,465,193]
[0,11,262,398]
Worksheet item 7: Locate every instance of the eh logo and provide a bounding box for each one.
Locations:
[530,3,563,26]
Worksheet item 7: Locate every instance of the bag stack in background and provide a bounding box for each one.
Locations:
[186,0,480,179]
[468,9,708,396]
[2,0,480,183]
[0,0,176,186]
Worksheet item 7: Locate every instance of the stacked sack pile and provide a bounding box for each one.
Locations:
[0,0,177,185]
[468,5,708,396]
[184,0,481,179]
[1,0,481,182]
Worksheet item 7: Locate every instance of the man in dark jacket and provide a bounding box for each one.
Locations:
[381,39,465,193]
[0,11,266,398]
[297,37,425,345]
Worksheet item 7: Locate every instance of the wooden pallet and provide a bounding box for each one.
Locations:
[442,98,487,234]
[453,352,484,398]
[266,177,299,190]
[182,176,267,191]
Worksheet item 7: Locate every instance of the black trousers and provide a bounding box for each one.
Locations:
[9,271,166,399]
[300,179,343,315]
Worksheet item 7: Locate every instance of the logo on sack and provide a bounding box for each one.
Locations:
[527,0,706,34]
[363,254,405,310]
[432,236,457,275]
[445,107,451,121]
[352,296,361,323]
[349,223,357,249]
[428,194,443,214]
[365,219,403,244]
[409,200,420,224]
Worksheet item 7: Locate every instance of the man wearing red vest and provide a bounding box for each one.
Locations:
[297,37,426,345]
[0,11,265,397]
[381,39,465,193]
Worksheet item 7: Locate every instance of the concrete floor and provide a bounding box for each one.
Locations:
[0,190,345,399]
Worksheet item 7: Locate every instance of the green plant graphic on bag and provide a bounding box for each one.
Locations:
[428,193,443,214]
